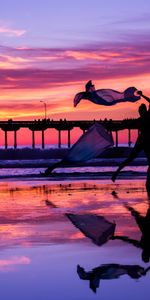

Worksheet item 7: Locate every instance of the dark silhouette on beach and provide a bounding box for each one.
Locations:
[112,90,150,196]
[44,122,113,176]
[111,203,150,263]
[77,263,150,293]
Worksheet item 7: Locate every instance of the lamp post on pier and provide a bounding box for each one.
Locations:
[40,100,47,119]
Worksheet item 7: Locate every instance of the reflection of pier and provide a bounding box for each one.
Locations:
[0,119,139,149]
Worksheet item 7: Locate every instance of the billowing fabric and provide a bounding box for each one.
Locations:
[64,122,114,162]
[74,80,141,107]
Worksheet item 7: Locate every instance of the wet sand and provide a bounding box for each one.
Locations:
[0,179,149,300]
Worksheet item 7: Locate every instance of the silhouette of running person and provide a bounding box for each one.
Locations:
[77,263,150,293]
[111,203,150,263]
[112,90,150,196]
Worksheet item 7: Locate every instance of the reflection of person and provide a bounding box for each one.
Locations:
[77,263,150,293]
[111,204,150,263]
[112,90,150,196]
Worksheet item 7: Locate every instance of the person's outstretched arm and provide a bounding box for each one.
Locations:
[137,91,150,103]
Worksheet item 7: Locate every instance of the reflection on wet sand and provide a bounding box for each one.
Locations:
[0,180,148,250]
[66,213,115,245]
[77,263,150,293]
[0,180,150,300]
[112,203,150,263]
[0,256,31,271]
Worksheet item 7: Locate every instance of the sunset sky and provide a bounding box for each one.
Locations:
[0,0,150,124]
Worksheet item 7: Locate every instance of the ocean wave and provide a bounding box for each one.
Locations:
[0,166,147,180]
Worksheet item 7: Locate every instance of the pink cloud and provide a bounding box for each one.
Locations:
[0,26,26,37]
[0,256,30,271]
[0,39,149,120]
[0,39,149,91]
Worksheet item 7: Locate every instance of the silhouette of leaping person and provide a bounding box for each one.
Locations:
[44,121,113,176]
[111,203,150,263]
[112,90,150,196]
[77,263,150,293]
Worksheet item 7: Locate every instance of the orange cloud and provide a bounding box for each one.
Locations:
[66,50,121,61]
[0,40,150,126]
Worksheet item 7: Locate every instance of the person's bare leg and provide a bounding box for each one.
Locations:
[44,161,62,176]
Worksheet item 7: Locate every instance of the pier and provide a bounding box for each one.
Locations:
[0,118,140,149]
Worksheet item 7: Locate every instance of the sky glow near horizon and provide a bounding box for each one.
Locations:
[0,0,150,124]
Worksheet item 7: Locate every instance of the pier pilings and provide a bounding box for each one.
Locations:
[0,119,139,149]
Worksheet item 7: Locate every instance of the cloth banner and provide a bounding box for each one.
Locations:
[74,80,141,107]
[64,122,114,163]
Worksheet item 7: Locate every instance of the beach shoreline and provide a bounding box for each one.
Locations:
[0,169,147,181]
[0,157,147,168]
[0,146,147,180]
[0,146,145,160]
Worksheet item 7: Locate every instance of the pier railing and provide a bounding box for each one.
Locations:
[0,118,140,149]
